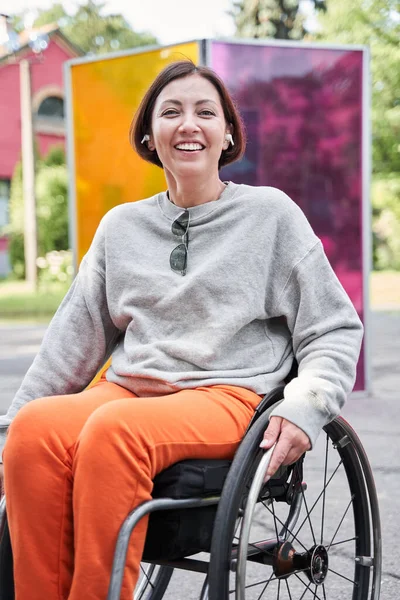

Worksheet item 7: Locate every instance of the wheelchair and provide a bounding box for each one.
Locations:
[0,384,381,600]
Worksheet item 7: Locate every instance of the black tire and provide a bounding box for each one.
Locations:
[135,564,173,599]
[208,410,381,600]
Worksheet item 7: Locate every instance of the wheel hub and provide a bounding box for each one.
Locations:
[273,541,329,585]
[309,545,329,584]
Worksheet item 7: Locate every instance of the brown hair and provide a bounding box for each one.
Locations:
[130,60,246,170]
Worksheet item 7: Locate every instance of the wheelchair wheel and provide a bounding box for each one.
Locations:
[208,410,381,599]
[134,564,173,599]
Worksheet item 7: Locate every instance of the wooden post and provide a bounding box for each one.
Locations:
[20,58,37,289]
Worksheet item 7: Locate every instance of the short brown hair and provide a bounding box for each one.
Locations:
[130,60,246,170]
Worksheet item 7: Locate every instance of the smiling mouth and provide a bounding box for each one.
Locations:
[174,143,205,152]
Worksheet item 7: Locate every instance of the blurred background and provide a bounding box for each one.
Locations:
[0,0,399,320]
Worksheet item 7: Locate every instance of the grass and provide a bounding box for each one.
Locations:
[0,271,399,323]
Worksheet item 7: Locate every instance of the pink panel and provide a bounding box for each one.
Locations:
[211,42,365,390]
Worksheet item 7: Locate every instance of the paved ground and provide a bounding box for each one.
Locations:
[1,312,399,597]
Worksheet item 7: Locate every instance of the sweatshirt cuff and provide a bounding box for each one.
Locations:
[268,393,329,449]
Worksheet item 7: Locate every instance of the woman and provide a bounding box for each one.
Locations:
[0,60,363,600]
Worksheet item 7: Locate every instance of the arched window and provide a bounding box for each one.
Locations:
[37,96,65,120]
[34,90,65,136]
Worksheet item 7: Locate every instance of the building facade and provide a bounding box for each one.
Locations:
[0,17,82,275]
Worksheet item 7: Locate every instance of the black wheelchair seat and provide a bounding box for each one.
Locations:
[144,459,231,561]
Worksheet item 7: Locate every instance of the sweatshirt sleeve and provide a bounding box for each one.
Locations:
[269,240,364,448]
[0,217,120,460]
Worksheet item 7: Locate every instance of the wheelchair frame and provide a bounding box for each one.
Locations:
[106,385,381,600]
[0,385,382,600]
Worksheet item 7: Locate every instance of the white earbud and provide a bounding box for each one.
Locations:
[225,133,234,147]
[141,134,150,144]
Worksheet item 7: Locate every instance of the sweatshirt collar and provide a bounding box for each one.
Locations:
[157,181,238,223]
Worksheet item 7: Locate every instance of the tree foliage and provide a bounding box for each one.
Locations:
[315,0,400,175]
[12,1,157,55]
[231,0,327,39]
[6,147,69,279]
[315,0,400,270]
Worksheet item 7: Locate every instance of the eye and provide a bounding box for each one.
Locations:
[162,109,179,116]
[199,110,215,117]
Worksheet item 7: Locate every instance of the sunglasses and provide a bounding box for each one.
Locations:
[170,210,190,276]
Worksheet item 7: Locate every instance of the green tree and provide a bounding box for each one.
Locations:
[36,164,69,256]
[231,0,327,39]
[13,1,157,55]
[315,0,400,270]
[7,161,25,278]
[5,147,69,279]
[315,0,400,175]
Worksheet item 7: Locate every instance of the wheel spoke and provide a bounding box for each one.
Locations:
[322,583,327,600]
[328,567,358,585]
[329,536,357,548]
[271,498,280,540]
[139,564,155,588]
[255,571,275,599]
[294,573,324,600]
[234,569,312,596]
[230,571,275,595]
[298,578,315,600]
[135,564,156,598]
[262,501,308,552]
[327,495,355,551]
[320,434,329,544]
[296,461,316,546]
[285,578,293,600]
[294,459,343,539]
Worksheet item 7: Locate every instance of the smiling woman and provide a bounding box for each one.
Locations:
[131,61,245,172]
[130,62,246,208]
[1,60,364,600]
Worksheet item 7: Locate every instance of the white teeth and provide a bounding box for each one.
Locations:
[175,143,203,151]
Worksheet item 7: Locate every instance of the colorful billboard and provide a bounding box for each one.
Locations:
[66,40,368,391]
[212,41,367,391]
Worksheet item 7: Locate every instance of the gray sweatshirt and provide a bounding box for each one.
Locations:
[0,183,363,458]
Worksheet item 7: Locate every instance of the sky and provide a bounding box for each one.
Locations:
[1,0,238,44]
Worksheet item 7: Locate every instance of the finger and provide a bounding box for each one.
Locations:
[265,438,291,480]
[283,447,306,467]
[259,416,283,449]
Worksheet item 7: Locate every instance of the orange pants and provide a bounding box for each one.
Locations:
[3,379,261,600]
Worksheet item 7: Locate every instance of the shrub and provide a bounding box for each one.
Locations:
[37,249,73,285]
[36,165,69,255]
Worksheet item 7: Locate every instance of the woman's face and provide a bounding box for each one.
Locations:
[150,74,231,180]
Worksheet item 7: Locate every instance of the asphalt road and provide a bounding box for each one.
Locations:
[1,312,399,598]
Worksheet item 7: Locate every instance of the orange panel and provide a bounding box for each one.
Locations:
[70,42,200,263]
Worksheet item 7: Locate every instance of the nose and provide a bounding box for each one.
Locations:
[178,112,200,133]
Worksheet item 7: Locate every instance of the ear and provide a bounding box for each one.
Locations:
[223,124,234,151]
[147,136,156,152]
